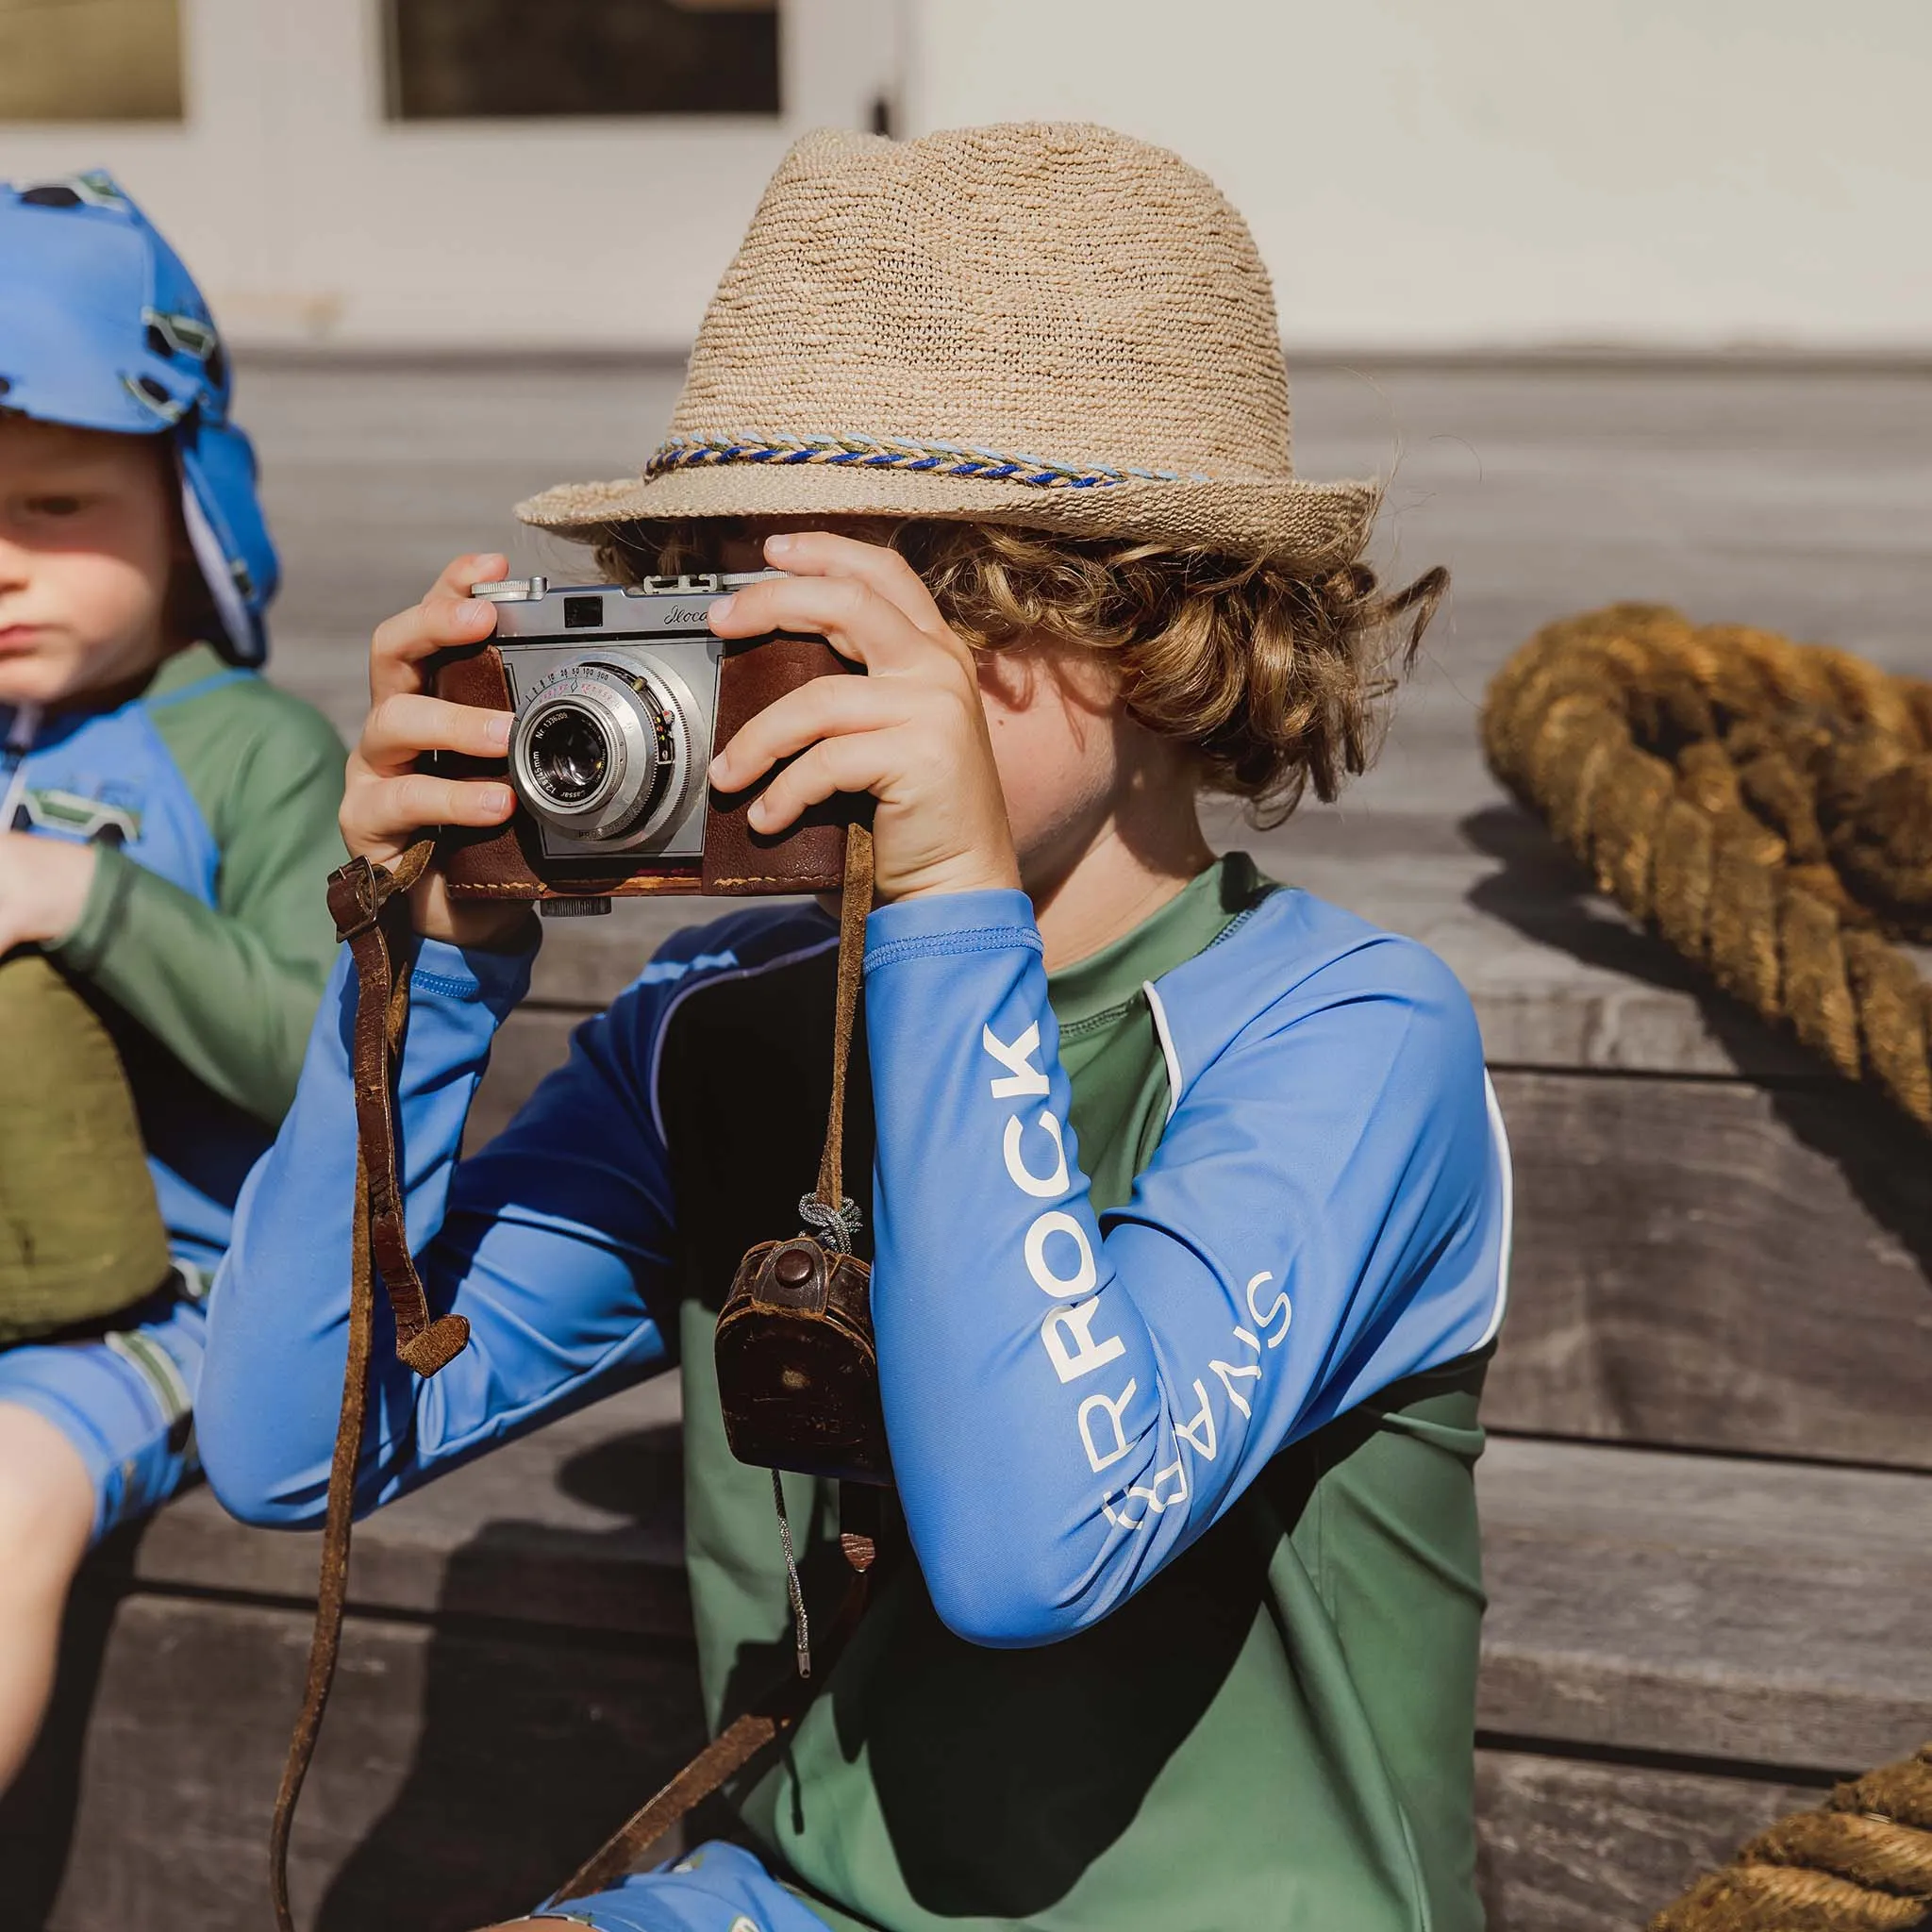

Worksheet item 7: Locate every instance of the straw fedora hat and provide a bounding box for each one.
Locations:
[518,122,1376,569]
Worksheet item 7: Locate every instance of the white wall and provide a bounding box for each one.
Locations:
[0,0,894,348]
[2,0,1926,351]
[903,0,1932,352]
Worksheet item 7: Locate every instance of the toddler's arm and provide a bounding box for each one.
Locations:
[54,696,345,1124]
[197,931,684,1527]
[864,890,1509,1647]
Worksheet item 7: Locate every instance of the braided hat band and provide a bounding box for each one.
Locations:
[645,431,1212,492]
[520,123,1379,569]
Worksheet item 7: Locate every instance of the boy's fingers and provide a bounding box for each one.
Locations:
[428,553,508,604]
[760,531,954,642]
[707,675,907,791]
[746,731,904,833]
[370,593,499,701]
[347,771,514,842]
[361,691,511,772]
[709,575,961,675]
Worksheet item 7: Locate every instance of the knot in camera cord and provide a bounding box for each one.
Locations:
[798,1192,863,1254]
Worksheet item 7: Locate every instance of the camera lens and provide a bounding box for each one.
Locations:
[525,704,610,806]
[508,656,698,847]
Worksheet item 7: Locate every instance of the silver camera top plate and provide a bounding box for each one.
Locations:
[469,572,781,639]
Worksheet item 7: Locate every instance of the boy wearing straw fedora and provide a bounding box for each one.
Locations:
[202,124,1510,1932]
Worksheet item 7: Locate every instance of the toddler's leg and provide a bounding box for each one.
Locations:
[0,1290,206,1792]
[0,1403,95,1788]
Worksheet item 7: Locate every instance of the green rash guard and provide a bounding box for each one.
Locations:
[47,641,348,1125]
[663,855,1490,1932]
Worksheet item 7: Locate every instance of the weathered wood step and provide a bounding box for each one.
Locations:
[0,1380,703,1932]
[1474,1438,1932,1928]
[492,805,1834,1089]
[4,1392,1923,1931]
[1476,1439,1932,1771]
[125,1374,690,1638]
[1474,1754,1824,1932]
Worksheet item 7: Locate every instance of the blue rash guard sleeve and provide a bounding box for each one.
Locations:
[198,932,680,1527]
[862,888,1510,1649]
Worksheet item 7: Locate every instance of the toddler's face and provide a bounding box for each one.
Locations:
[0,418,177,709]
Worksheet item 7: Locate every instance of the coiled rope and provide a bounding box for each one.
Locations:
[1650,1750,1932,1932]
[1482,603,1932,1127]
[1484,605,1932,1930]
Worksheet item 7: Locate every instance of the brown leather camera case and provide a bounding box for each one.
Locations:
[716,1235,890,1485]
[433,632,857,900]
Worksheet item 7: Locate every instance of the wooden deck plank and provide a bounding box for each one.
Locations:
[11,1413,1924,1927]
[1473,1752,1824,1932]
[246,356,1932,758]
[467,1000,1932,1473]
[127,1379,691,1637]
[1486,1068,1932,1468]
[9,1586,1846,1932]
[496,803,1831,1081]
[1477,1439,1932,1770]
[8,1593,704,1932]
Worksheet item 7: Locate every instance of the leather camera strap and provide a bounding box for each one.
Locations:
[547,1487,882,1906]
[270,838,469,1932]
[814,820,873,1216]
[273,828,877,1924]
[548,824,880,1906]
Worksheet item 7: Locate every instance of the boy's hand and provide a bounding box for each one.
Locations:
[341,552,532,949]
[0,832,97,954]
[706,531,1022,904]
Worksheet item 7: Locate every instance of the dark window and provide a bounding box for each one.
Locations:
[0,0,184,122]
[385,0,780,120]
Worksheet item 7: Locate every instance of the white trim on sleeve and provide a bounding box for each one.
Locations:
[1475,1071,1514,1349]
[1142,979,1184,1124]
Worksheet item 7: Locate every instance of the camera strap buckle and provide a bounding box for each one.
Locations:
[325,839,436,941]
[324,854,383,941]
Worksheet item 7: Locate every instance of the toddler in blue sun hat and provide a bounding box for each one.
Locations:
[0,169,345,1791]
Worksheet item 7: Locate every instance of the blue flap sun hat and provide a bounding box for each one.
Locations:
[0,168,276,664]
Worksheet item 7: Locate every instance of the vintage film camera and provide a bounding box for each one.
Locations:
[433,570,887,1485]
[433,572,858,913]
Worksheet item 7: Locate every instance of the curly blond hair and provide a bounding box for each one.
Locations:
[593,518,1444,826]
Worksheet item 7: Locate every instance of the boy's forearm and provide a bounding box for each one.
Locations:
[863,894,1503,1650]
[866,895,1173,1642]
[197,938,535,1524]
[201,933,685,1531]
[53,845,327,1122]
